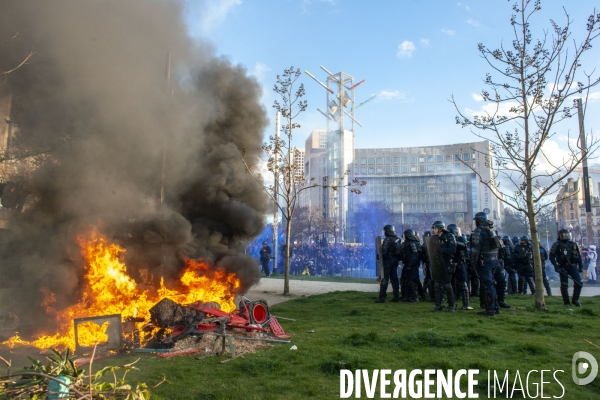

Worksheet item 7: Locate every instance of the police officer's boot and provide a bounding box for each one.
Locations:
[417,279,425,300]
[375,282,387,303]
[460,282,473,310]
[544,279,552,296]
[497,280,511,308]
[477,286,496,316]
[527,277,536,295]
[444,283,456,312]
[572,281,583,307]
[560,283,570,306]
[432,282,444,311]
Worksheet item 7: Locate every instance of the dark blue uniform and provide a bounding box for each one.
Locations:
[550,239,583,306]
[470,226,500,315]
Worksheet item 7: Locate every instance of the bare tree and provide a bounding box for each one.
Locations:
[452,0,600,309]
[238,67,364,294]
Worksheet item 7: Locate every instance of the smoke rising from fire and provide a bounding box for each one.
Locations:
[0,1,267,315]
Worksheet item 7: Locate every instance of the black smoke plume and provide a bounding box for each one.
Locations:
[0,0,267,319]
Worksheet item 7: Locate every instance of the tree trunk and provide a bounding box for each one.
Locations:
[527,201,546,310]
[284,216,292,295]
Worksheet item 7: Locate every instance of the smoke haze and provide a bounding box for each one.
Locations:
[0,1,267,317]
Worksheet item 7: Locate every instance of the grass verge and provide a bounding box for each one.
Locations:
[91,292,600,399]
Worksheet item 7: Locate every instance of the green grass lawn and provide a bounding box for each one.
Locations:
[92,292,600,400]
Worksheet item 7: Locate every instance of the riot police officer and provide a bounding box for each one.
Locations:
[375,225,401,303]
[492,230,511,309]
[539,244,552,296]
[429,221,457,312]
[514,236,536,294]
[502,236,518,294]
[399,229,426,303]
[550,229,584,306]
[422,231,434,300]
[448,224,472,310]
[470,212,502,316]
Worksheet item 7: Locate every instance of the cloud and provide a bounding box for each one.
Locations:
[376,89,405,101]
[588,91,600,101]
[420,38,430,46]
[196,0,241,33]
[456,2,471,12]
[252,62,270,81]
[302,0,337,15]
[441,28,455,36]
[397,40,416,58]
[472,93,484,102]
[467,18,480,27]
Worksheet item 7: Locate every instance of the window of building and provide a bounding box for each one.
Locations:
[376,158,383,165]
[427,165,434,172]
[385,167,391,174]
[393,166,400,173]
[596,208,600,216]
[368,158,375,165]
[360,158,366,165]
[455,154,461,161]
[419,165,426,172]
[360,167,366,173]
[446,155,452,162]
[581,209,586,216]
[464,163,471,170]
[419,156,425,163]
[402,157,408,164]
[385,158,391,164]
[472,153,476,159]
[410,166,417,172]
[570,203,574,210]
[401,166,408,173]
[463,153,470,161]
[427,156,434,163]
[377,167,383,173]
[436,165,443,171]
[570,212,574,219]
[436,155,443,162]
[393,157,399,164]
[445,164,452,171]
[455,163,461,170]
[368,167,374,173]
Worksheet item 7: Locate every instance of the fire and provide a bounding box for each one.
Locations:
[2,228,241,350]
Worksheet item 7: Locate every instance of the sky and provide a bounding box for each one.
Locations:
[183,0,600,190]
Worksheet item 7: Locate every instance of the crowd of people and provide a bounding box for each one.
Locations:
[375,213,590,316]
[247,240,376,277]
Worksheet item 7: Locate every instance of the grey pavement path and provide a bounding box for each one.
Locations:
[240,278,600,306]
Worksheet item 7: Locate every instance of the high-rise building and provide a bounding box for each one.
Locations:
[300,138,503,242]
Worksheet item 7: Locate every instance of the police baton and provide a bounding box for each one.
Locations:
[553,266,584,287]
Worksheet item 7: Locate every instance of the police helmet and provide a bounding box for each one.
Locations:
[473,211,490,227]
[423,231,431,239]
[447,224,462,237]
[383,225,396,236]
[502,235,512,245]
[403,229,418,241]
[520,235,530,244]
[511,236,519,245]
[558,228,572,241]
[431,221,445,230]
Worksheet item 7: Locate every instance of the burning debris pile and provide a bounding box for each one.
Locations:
[2,231,289,356]
[0,0,270,346]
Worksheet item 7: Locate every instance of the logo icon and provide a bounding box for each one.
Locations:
[572,351,598,385]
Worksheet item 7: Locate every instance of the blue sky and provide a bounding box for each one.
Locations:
[184,0,600,182]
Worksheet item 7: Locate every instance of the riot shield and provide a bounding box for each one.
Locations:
[375,236,383,281]
[425,235,448,281]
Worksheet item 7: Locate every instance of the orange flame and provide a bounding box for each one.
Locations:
[2,228,241,350]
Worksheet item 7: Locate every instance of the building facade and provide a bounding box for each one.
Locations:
[301,138,503,242]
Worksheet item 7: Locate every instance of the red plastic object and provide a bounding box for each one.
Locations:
[251,303,268,324]
[268,317,291,339]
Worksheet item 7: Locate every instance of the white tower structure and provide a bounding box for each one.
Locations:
[305,66,374,242]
